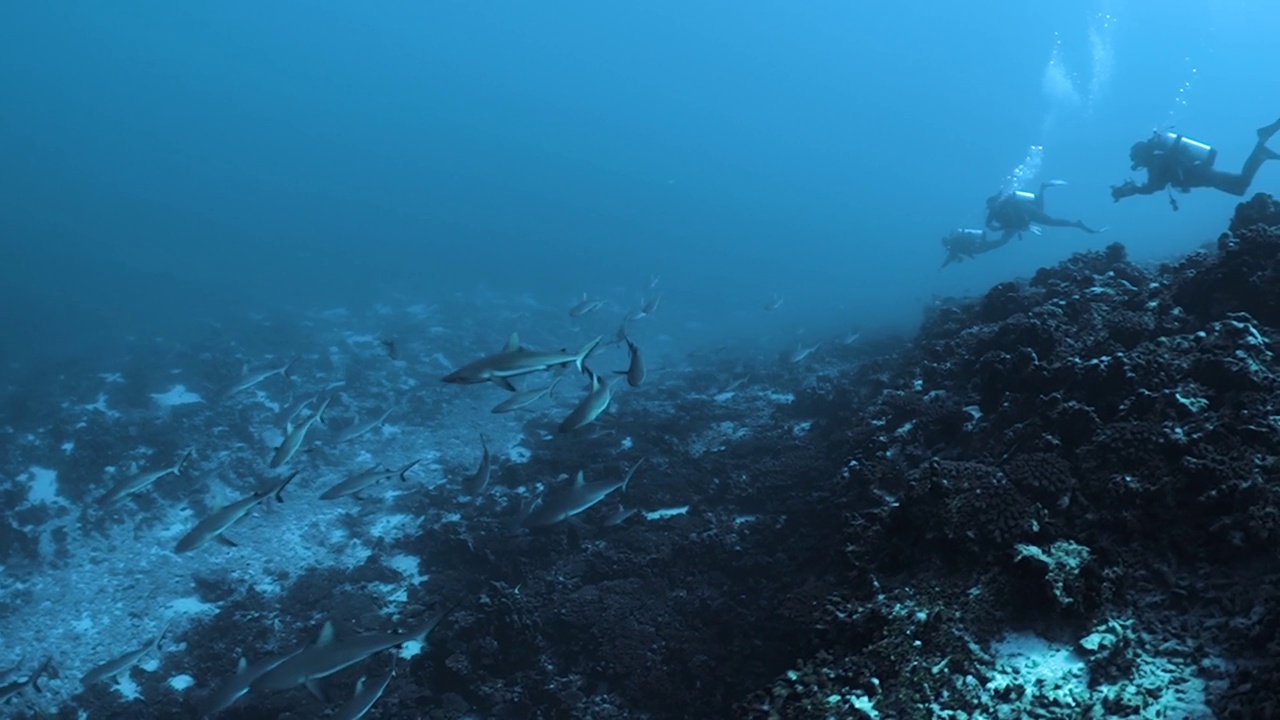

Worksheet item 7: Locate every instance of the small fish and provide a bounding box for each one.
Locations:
[270,395,332,468]
[569,293,605,318]
[613,337,645,388]
[175,471,298,553]
[443,334,602,391]
[521,458,645,528]
[558,368,612,433]
[221,358,297,400]
[99,449,192,506]
[331,663,396,720]
[251,606,453,697]
[82,620,171,687]
[764,294,784,311]
[380,338,399,361]
[319,460,420,500]
[335,407,394,444]
[647,274,660,289]
[462,435,491,496]
[0,657,52,704]
[788,342,821,363]
[490,376,561,414]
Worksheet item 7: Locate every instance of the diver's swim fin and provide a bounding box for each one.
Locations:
[1043,179,1069,187]
[1257,118,1280,142]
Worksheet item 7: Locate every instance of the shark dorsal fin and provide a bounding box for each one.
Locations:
[236,657,248,673]
[503,333,520,353]
[316,621,335,646]
[354,677,367,695]
[573,470,585,488]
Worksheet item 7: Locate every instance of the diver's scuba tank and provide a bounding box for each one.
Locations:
[1012,190,1037,204]
[1153,130,1218,167]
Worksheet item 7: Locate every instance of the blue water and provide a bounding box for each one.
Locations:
[2,0,1277,363]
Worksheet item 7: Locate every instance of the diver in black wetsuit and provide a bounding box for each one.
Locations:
[985,181,1105,242]
[1111,118,1280,210]
[939,228,1011,268]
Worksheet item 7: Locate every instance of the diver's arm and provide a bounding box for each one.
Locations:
[1111,176,1163,201]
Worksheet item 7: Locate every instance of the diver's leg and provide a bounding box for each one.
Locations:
[1239,141,1280,188]
[1210,143,1280,196]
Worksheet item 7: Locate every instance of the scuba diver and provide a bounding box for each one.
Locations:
[985,181,1106,241]
[940,228,1010,268]
[1111,118,1280,210]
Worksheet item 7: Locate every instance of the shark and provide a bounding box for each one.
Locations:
[82,621,171,687]
[443,334,601,392]
[319,460,420,500]
[521,458,645,528]
[99,449,192,506]
[331,663,396,720]
[270,395,331,468]
[199,647,306,717]
[613,337,645,388]
[490,376,561,413]
[334,407,394,444]
[220,358,297,400]
[461,435,491,496]
[558,369,612,433]
[568,293,605,318]
[175,471,297,553]
[250,605,453,698]
[0,657,52,704]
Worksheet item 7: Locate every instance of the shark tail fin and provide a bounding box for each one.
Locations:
[574,337,604,373]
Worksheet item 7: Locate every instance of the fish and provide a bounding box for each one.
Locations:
[220,358,297,399]
[82,620,171,687]
[569,293,604,318]
[613,337,645,388]
[557,368,612,433]
[199,648,306,717]
[647,274,660,289]
[335,407,394,444]
[270,395,332,468]
[719,375,750,394]
[251,606,453,697]
[0,657,52,704]
[281,383,344,426]
[490,376,561,414]
[764,294,784,311]
[842,331,862,345]
[521,458,645,528]
[319,460,420,500]
[462,435,491,496]
[99,449,192,506]
[788,342,821,363]
[380,338,399,361]
[175,471,298,553]
[443,334,602,391]
[603,505,639,527]
[331,663,396,720]
[627,294,662,321]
